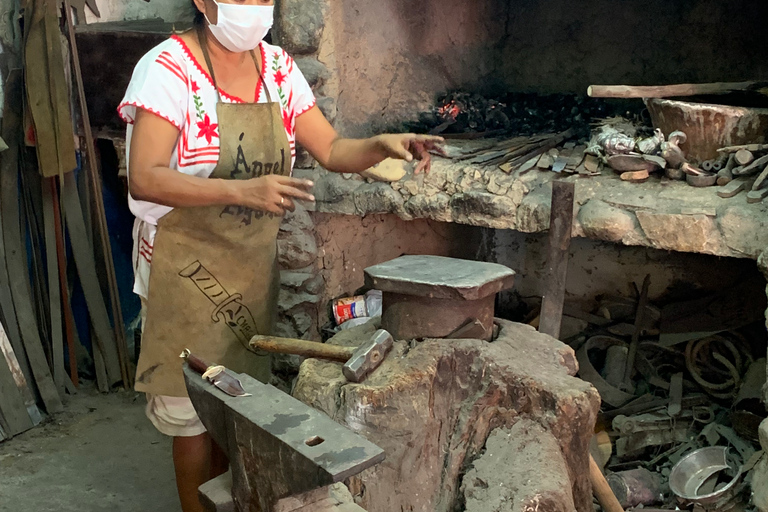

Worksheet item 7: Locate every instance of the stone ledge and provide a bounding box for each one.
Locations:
[308,157,768,259]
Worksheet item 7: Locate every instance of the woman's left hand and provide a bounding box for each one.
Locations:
[375,134,446,174]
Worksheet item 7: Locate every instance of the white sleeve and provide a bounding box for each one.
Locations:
[118,47,188,130]
[284,51,316,117]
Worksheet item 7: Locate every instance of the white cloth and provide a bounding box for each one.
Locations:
[118,35,315,299]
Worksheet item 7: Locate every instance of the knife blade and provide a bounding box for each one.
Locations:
[180,349,250,397]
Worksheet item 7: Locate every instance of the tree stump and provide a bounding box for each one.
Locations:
[293,319,600,512]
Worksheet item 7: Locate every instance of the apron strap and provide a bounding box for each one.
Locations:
[197,25,273,104]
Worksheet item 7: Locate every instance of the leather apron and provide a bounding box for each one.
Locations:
[135,30,291,397]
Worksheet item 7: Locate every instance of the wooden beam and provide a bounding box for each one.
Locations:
[587,81,765,99]
[0,322,34,437]
[42,177,65,393]
[538,180,575,339]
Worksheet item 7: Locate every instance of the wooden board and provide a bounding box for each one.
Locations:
[0,322,34,436]
[42,177,65,393]
[1,70,63,414]
[60,171,122,387]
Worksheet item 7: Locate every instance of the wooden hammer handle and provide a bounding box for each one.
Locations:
[250,336,353,362]
[589,455,624,512]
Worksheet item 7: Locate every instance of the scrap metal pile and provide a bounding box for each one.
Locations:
[562,278,768,511]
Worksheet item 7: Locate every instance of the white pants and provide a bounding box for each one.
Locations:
[140,299,207,437]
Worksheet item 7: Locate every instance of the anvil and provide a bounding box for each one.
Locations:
[183,364,384,512]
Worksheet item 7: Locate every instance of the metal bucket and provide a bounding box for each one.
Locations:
[645,98,768,162]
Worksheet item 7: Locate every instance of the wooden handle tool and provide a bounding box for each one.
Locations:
[589,455,625,512]
[250,336,354,362]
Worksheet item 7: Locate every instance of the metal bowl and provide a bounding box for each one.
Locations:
[669,446,742,505]
[646,98,768,162]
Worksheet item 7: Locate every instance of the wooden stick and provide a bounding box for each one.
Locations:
[50,179,79,388]
[589,455,625,512]
[718,143,768,153]
[538,180,575,339]
[717,154,736,186]
[507,129,575,169]
[63,0,131,387]
[588,81,763,99]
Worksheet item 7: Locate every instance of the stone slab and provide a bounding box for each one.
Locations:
[364,255,516,301]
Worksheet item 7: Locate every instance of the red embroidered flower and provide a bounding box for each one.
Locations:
[282,110,293,136]
[191,80,200,94]
[273,69,287,87]
[197,114,219,144]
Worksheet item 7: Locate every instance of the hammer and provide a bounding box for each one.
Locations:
[249,329,394,383]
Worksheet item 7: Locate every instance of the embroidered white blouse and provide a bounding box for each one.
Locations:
[118,35,316,299]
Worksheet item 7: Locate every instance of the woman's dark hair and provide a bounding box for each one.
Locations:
[192,0,205,26]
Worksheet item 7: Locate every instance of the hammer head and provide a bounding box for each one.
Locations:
[342,329,394,383]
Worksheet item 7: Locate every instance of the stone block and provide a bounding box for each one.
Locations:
[277,288,320,313]
[352,182,405,215]
[292,319,599,512]
[274,0,325,55]
[718,204,768,258]
[450,191,516,219]
[404,193,452,222]
[578,199,639,244]
[278,232,318,270]
[635,210,727,255]
[294,57,330,89]
[462,420,576,512]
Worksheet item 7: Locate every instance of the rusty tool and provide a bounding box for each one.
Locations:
[180,349,249,397]
[250,330,394,383]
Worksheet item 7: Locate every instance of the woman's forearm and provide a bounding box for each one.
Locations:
[323,137,386,174]
[130,165,239,208]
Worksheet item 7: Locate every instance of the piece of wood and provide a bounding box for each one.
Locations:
[717,154,736,186]
[733,154,768,176]
[250,336,353,362]
[64,0,131,387]
[587,81,764,99]
[0,319,42,426]
[537,152,555,169]
[42,177,65,394]
[747,188,768,203]
[51,179,78,387]
[735,149,755,166]
[538,180,575,339]
[620,170,649,182]
[622,275,651,391]
[589,454,625,512]
[718,143,768,153]
[60,171,122,387]
[0,322,34,437]
[717,179,747,198]
[753,164,768,191]
[1,70,63,414]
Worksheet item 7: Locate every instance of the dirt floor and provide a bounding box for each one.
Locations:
[0,384,180,512]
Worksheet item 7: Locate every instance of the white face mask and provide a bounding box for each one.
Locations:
[205,2,274,53]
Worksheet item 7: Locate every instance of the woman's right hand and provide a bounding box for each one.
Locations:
[233,175,315,214]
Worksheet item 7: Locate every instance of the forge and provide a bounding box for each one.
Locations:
[69,0,768,511]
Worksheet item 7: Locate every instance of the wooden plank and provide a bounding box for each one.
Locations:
[717,178,746,198]
[1,70,63,414]
[60,171,122,387]
[0,322,34,436]
[0,320,42,426]
[42,177,65,393]
[538,180,575,339]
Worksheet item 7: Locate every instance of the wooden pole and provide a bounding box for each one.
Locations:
[587,81,764,99]
[538,180,575,339]
[589,455,625,512]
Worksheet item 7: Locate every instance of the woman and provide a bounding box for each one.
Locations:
[118,0,441,509]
